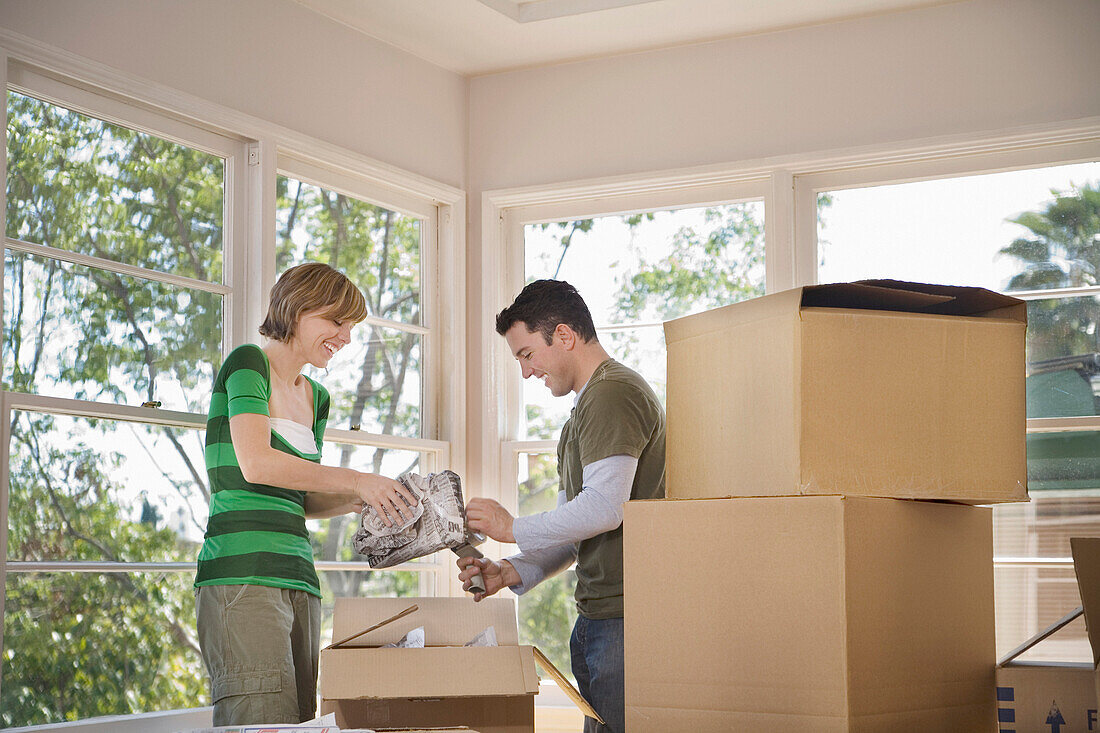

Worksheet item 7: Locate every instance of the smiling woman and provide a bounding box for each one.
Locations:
[194,262,419,726]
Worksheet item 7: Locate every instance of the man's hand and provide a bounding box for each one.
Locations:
[457,556,519,602]
[465,498,516,543]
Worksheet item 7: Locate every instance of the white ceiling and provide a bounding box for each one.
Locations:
[292,0,964,76]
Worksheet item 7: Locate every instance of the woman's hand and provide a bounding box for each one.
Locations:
[354,473,419,527]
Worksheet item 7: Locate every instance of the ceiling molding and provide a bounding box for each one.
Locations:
[476,0,663,23]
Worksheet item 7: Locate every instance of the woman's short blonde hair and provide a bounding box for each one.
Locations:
[258,262,368,342]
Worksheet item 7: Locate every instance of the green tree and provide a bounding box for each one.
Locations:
[4,89,217,725]
[275,176,423,600]
[515,436,576,676]
[3,424,201,724]
[1000,181,1100,361]
[612,204,766,322]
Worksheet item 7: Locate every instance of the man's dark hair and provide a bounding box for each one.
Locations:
[495,279,598,345]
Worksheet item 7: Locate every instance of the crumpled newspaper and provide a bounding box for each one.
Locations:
[382,626,425,648]
[464,625,498,647]
[352,470,469,568]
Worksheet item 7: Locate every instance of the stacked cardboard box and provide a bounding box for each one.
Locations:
[624,280,1029,732]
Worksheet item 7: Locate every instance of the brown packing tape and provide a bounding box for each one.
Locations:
[328,603,419,649]
[532,646,604,724]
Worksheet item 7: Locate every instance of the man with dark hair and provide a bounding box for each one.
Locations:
[459,279,666,733]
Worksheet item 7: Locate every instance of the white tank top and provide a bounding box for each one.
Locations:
[268,417,317,454]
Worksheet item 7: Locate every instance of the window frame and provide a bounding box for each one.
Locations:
[482,176,771,513]
[0,36,467,719]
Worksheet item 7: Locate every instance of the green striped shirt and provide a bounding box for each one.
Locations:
[195,344,329,597]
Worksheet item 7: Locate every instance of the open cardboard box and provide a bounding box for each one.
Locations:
[993,537,1100,732]
[663,279,1028,504]
[319,598,598,733]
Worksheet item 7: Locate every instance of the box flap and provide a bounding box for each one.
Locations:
[320,645,537,700]
[663,287,803,344]
[802,279,1025,320]
[329,604,419,649]
[1071,537,1100,666]
[532,646,604,724]
[997,605,1083,666]
[332,597,518,647]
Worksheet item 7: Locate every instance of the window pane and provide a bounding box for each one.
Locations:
[606,327,668,404]
[811,162,1100,663]
[6,91,224,282]
[525,202,765,326]
[1025,295,1100,475]
[7,411,206,562]
[277,176,420,326]
[521,202,765,438]
[317,569,426,645]
[816,163,1100,291]
[302,325,422,437]
[2,571,204,727]
[309,446,424,564]
[517,452,576,682]
[3,249,222,411]
[995,567,1090,663]
[1026,295,1100,368]
[994,496,1100,662]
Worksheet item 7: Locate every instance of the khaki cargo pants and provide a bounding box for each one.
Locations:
[196,584,321,725]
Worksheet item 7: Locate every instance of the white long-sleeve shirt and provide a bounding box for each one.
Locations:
[506,453,638,594]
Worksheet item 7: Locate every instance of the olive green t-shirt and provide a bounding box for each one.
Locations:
[559,358,666,619]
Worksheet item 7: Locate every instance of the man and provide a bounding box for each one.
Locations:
[458,279,665,733]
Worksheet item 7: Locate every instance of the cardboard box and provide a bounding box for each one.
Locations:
[623,495,996,732]
[995,663,1097,733]
[319,598,594,733]
[663,280,1028,504]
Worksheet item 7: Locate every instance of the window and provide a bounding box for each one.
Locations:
[806,158,1100,664]
[4,76,235,725]
[521,202,766,438]
[485,134,1100,685]
[2,59,464,727]
[275,159,449,602]
[490,182,767,677]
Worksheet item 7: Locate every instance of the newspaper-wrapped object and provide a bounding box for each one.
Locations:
[352,470,468,568]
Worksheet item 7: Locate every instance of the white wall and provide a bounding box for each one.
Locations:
[0,0,467,189]
[468,0,1099,191]
[463,0,1100,493]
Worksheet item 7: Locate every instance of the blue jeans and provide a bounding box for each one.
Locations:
[570,615,624,733]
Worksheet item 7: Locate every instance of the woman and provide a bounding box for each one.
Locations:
[195,262,418,725]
